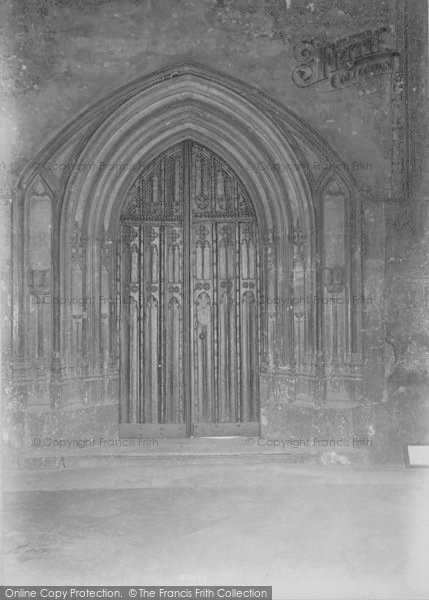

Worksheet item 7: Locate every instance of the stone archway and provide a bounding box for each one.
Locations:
[13,63,364,438]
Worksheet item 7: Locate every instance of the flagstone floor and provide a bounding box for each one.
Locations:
[3,462,429,599]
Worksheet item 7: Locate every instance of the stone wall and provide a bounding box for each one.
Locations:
[2,0,397,183]
[1,0,428,463]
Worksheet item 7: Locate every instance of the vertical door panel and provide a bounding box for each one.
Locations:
[191,143,260,436]
[119,145,186,436]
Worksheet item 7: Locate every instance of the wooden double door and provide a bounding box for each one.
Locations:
[118,141,260,437]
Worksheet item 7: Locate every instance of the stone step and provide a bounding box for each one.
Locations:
[10,444,372,471]
[20,452,322,471]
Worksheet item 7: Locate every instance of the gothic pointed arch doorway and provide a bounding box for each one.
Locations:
[14,64,371,444]
[118,140,260,437]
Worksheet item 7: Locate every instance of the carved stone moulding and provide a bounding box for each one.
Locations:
[13,64,367,419]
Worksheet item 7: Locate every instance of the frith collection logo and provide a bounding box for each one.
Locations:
[292,28,398,91]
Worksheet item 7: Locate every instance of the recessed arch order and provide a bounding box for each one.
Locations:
[17,63,363,417]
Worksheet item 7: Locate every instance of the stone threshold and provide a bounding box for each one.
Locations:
[8,436,372,470]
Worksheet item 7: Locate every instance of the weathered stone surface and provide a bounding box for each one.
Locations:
[1,0,428,463]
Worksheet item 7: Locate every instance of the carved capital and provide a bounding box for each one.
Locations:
[289,218,306,262]
[324,266,346,294]
[28,269,51,295]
